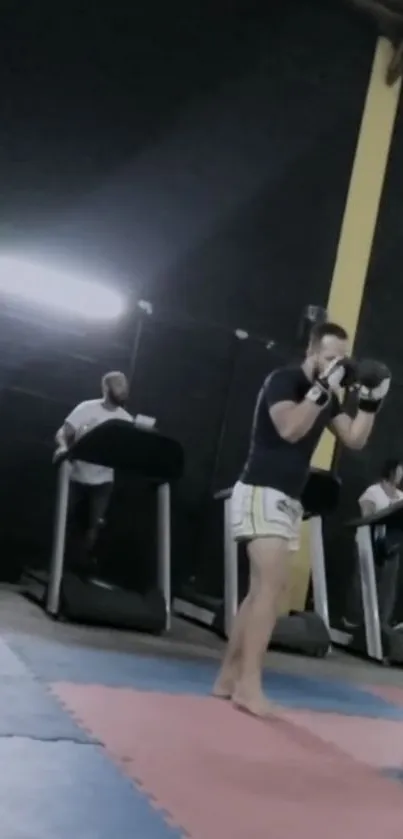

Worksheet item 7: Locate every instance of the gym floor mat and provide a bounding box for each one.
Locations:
[0,637,34,677]
[0,676,94,742]
[278,708,403,768]
[0,737,185,839]
[52,685,403,839]
[8,633,403,718]
[369,684,403,707]
[3,628,403,838]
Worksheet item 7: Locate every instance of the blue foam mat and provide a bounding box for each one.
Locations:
[7,633,403,719]
[0,737,184,839]
[0,638,33,677]
[0,674,94,742]
[0,635,94,741]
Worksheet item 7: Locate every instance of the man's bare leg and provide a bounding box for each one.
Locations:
[212,591,252,698]
[232,536,290,717]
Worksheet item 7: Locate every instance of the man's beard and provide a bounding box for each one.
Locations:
[108,391,127,407]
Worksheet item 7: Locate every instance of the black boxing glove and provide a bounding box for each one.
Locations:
[356,359,391,413]
[306,357,350,408]
[342,358,359,389]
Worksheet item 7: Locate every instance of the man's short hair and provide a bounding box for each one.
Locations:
[102,370,125,388]
[309,321,348,346]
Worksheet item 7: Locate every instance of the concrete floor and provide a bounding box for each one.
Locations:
[2,584,403,688]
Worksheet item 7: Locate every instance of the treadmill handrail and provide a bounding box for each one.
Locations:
[214,487,231,501]
[347,498,403,530]
[56,418,184,484]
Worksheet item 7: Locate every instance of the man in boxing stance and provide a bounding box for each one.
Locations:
[55,371,134,573]
[213,322,391,717]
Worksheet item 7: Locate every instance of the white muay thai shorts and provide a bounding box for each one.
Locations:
[231,481,303,551]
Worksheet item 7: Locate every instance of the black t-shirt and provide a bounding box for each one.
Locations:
[241,365,342,499]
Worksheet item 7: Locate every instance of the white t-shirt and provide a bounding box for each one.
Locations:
[65,398,133,485]
[359,483,403,513]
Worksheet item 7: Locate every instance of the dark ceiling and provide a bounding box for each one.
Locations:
[0,1,274,232]
[0,1,368,230]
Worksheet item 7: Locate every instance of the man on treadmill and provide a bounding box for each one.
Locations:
[343,457,403,629]
[54,371,134,574]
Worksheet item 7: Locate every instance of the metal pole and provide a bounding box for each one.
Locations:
[157,482,171,631]
[309,515,330,630]
[223,494,238,638]
[47,459,72,615]
[127,300,153,392]
[356,524,383,661]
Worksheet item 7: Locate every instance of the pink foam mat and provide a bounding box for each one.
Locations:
[369,684,403,707]
[279,708,403,768]
[52,684,403,839]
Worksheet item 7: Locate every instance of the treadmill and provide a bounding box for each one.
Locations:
[329,500,403,664]
[21,419,184,632]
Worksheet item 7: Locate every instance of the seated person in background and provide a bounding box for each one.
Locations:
[54,371,134,574]
[344,457,403,629]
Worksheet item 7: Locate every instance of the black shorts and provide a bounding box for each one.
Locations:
[68,481,113,535]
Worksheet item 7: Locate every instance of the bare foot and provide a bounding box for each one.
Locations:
[212,672,237,700]
[232,689,277,718]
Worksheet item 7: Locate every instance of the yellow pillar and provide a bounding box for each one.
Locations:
[283,38,402,615]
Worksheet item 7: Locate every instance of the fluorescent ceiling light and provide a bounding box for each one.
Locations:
[0,256,126,321]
